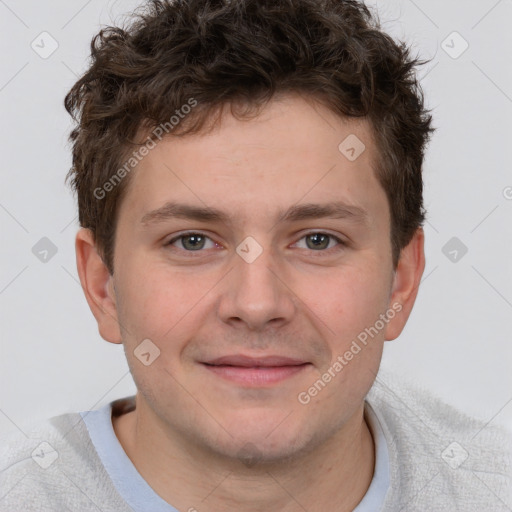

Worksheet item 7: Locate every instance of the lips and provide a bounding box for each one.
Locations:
[203,355,308,367]
[201,355,311,386]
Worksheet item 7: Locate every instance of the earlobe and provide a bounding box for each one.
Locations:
[75,228,122,344]
[384,228,425,341]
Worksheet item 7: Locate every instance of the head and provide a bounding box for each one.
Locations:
[68,0,432,465]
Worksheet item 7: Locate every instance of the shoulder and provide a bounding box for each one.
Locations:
[1,410,85,477]
[367,368,512,511]
[0,408,128,511]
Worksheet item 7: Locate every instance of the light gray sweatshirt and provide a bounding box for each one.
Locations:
[1,371,511,511]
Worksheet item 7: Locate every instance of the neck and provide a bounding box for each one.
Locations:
[113,397,375,512]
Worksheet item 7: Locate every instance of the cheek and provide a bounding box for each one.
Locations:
[115,262,212,348]
[302,269,387,407]
[114,263,173,338]
[316,265,389,336]
[303,266,389,395]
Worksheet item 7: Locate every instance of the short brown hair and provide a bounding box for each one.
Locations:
[65,0,434,275]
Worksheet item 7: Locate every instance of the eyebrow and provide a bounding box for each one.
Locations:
[140,200,369,227]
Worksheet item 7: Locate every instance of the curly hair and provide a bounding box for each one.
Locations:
[65,0,434,274]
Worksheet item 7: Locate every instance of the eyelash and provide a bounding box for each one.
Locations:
[165,231,347,257]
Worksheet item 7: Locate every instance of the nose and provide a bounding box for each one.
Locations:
[217,243,297,332]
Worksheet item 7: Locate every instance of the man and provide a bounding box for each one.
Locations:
[1,0,510,510]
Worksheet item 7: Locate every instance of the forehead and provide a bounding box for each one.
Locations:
[118,94,387,228]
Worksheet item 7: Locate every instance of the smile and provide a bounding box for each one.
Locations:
[201,355,312,386]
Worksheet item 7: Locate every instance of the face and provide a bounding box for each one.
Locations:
[95,94,412,463]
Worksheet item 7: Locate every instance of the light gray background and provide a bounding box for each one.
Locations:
[1,0,511,438]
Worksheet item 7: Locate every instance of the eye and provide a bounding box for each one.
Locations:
[165,231,347,256]
[294,232,346,254]
[166,232,219,252]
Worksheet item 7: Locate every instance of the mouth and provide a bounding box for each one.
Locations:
[201,355,312,386]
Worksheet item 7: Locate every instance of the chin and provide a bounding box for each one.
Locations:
[199,412,325,467]
[213,435,309,467]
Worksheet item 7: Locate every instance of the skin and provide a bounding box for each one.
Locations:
[76,93,425,512]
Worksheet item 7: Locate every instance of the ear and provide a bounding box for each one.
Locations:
[75,228,122,344]
[384,227,425,341]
